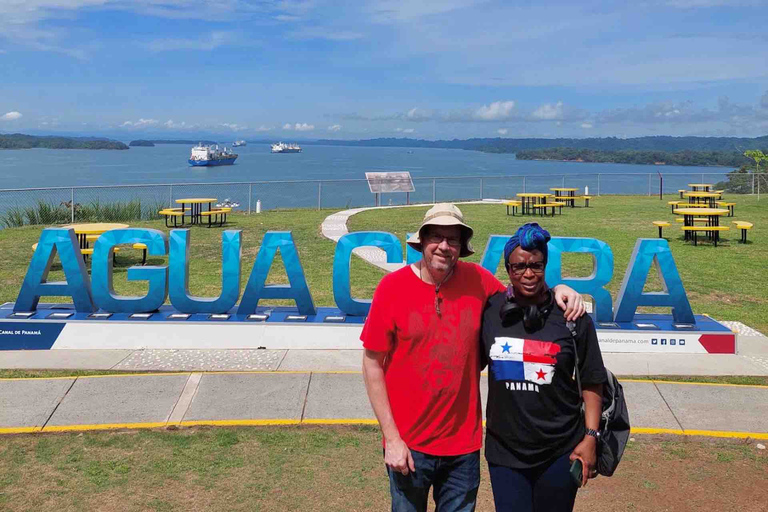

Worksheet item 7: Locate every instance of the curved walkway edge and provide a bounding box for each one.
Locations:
[321,201,499,272]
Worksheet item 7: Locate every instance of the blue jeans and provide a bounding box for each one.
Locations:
[387,449,480,512]
[488,452,578,512]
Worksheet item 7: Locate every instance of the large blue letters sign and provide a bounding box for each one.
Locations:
[15,228,95,313]
[547,238,614,323]
[92,229,169,313]
[169,230,242,313]
[614,239,694,324]
[15,228,697,323]
[333,232,403,316]
[237,231,315,316]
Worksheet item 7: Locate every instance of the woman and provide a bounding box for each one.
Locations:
[481,223,606,512]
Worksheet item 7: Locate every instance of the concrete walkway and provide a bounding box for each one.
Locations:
[2,368,768,438]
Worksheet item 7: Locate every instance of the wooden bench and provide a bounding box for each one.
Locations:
[678,189,686,199]
[717,201,736,217]
[504,200,522,216]
[732,221,753,243]
[531,202,566,217]
[652,221,670,238]
[200,208,231,227]
[667,200,681,213]
[681,226,729,246]
[159,209,186,227]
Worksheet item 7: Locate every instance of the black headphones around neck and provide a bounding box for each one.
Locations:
[499,290,555,331]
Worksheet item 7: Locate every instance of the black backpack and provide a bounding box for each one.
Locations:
[567,321,631,477]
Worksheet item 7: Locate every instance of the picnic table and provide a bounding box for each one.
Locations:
[674,207,730,245]
[62,223,129,249]
[516,193,553,215]
[688,183,713,192]
[175,198,217,225]
[683,191,721,208]
[550,188,578,207]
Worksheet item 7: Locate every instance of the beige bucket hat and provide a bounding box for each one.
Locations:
[406,203,475,257]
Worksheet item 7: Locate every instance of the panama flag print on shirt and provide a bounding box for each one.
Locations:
[489,337,561,385]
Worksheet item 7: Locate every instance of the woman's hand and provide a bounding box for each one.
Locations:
[570,436,598,487]
[552,284,586,321]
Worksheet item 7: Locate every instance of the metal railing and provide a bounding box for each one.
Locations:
[0,171,765,228]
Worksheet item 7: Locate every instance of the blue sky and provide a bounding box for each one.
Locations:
[0,0,767,140]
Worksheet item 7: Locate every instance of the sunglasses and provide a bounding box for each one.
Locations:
[507,261,546,275]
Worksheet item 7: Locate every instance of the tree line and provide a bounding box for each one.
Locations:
[0,134,128,150]
[514,148,752,167]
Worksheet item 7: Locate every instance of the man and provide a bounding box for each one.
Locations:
[361,203,584,512]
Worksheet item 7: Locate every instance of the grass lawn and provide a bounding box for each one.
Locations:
[0,426,765,511]
[0,194,765,332]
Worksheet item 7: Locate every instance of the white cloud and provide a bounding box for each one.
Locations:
[327,124,342,132]
[144,31,242,52]
[473,101,515,121]
[370,0,486,22]
[287,27,364,41]
[256,125,273,132]
[164,119,193,129]
[121,118,159,128]
[220,122,248,131]
[532,101,564,120]
[395,127,415,133]
[283,122,314,131]
[1,111,22,121]
[497,128,508,135]
[581,122,593,129]
[406,107,433,121]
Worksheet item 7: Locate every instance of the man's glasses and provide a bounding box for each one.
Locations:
[508,262,546,276]
[424,234,462,247]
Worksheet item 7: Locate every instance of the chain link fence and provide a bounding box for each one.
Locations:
[1,172,765,228]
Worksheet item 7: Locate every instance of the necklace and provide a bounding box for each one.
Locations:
[420,262,454,317]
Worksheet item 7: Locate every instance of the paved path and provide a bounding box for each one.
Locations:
[2,370,767,438]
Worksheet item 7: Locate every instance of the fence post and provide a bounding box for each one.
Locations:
[523,176,527,193]
[317,182,322,210]
[169,185,173,207]
[480,178,484,200]
[562,175,565,188]
[753,172,756,195]
[597,174,601,197]
[70,188,75,223]
[432,179,436,204]
[648,174,651,196]
[248,184,252,214]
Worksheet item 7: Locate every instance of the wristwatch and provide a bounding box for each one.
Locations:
[585,428,600,440]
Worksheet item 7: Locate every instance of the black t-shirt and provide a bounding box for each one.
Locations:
[481,292,607,469]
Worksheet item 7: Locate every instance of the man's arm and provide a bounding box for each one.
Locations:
[362,349,415,475]
[552,284,586,321]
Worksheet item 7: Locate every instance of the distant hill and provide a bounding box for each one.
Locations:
[129,140,155,147]
[0,134,128,150]
[312,135,768,153]
[516,148,752,167]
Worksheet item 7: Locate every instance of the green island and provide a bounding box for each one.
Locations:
[0,134,128,150]
[515,148,753,167]
[128,140,155,147]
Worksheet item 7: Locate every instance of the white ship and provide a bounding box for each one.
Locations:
[188,144,238,166]
[232,140,246,147]
[271,142,302,153]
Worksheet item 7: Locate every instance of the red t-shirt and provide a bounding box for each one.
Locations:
[361,261,505,456]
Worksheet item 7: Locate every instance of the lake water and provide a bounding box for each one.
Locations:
[0,143,737,212]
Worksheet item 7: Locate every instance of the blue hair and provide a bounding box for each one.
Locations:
[504,223,551,268]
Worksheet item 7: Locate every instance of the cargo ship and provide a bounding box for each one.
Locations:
[232,140,246,147]
[271,142,302,153]
[188,144,238,166]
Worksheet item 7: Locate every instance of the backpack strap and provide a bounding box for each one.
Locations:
[566,320,583,398]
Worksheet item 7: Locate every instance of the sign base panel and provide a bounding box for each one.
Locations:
[0,304,735,353]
